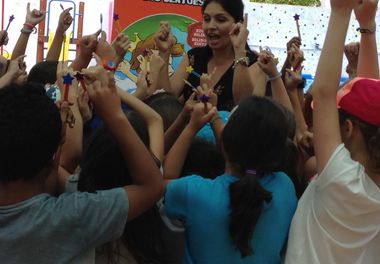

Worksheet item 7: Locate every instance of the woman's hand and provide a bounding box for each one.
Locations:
[229,13,249,56]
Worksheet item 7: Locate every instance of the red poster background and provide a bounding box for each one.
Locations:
[113,0,203,39]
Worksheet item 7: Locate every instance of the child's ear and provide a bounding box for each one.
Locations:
[343,119,355,139]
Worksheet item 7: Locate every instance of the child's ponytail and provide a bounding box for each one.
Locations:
[229,170,272,257]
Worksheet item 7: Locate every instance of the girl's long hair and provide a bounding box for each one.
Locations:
[222,96,290,257]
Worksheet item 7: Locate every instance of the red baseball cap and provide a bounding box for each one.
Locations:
[337,78,380,126]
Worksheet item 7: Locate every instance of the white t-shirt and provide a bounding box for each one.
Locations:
[285,144,380,264]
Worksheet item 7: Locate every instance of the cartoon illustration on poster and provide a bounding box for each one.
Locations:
[113,1,205,92]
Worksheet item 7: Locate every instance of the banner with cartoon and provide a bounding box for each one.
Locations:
[113,0,206,91]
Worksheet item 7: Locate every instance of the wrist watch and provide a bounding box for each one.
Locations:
[233,56,250,69]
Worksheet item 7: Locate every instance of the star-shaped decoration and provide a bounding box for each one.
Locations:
[9,15,15,22]
[142,48,150,57]
[199,94,210,103]
[113,13,120,21]
[62,73,74,85]
[185,65,194,74]
[74,72,85,81]
[293,14,300,21]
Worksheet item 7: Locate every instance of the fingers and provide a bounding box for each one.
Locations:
[93,29,102,38]
[92,52,102,65]
[27,2,30,13]
[99,31,107,42]
[243,13,248,28]
[229,23,240,35]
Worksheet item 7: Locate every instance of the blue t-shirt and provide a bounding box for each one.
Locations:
[0,188,128,264]
[165,173,297,264]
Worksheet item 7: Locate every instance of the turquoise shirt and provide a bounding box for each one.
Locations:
[165,172,297,264]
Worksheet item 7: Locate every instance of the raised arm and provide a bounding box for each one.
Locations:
[354,0,379,78]
[164,102,216,179]
[46,8,73,61]
[56,63,83,175]
[117,85,164,163]
[12,3,45,59]
[0,56,26,88]
[69,30,100,71]
[230,14,256,103]
[257,50,293,111]
[155,21,189,96]
[312,0,356,172]
[83,58,164,221]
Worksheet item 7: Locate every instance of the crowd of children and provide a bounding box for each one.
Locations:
[0,0,379,263]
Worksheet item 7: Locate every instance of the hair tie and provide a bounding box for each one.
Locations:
[245,169,257,176]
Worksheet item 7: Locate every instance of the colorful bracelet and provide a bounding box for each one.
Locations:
[103,60,117,72]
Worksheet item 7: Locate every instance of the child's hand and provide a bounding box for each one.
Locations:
[25,2,46,26]
[0,30,9,46]
[7,55,26,81]
[188,102,217,132]
[95,31,117,62]
[149,53,165,73]
[112,33,130,65]
[285,67,303,92]
[154,21,175,54]
[288,43,304,70]
[229,13,249,53]
[78,30,101,58]
[82,54,121,119]
[199,72,218,107]
[184,92,197,115]
[286,36,302,51]
[354,0,378,28]
[257,50,279,78]
[297,130,314,156]
[56,100,75,129]
[344,42,359,76]
[57,7,73,34]
[77,85,93,124]
[135,70,150,99]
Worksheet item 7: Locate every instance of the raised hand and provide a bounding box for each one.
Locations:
[286,36,302,50]
[199,72,218,107]
[135,70,150,99]
[95,31,117,62]
[154,21,175,54]
[112,33,131,65]
[288,43,304,70]
[7,55,27,82]
[257,50,279,78]
[25,2,46,26]
[229,13,249,54]
[285,67,304,91]
[78,30,101,58]
[82,53,121,119]
[188,102,217,132]
[57,7,73,34]
[0,31,9,46]
[354,0,378,28]
[77,85,93,124]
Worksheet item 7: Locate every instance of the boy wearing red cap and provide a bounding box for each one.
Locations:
[286,0,380,263]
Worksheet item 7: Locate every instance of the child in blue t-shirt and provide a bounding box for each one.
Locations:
[164,96,298,264]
